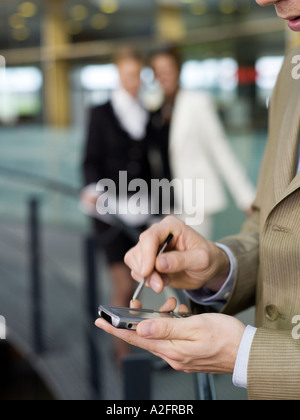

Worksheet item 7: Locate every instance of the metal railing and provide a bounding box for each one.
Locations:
[0,164,104,399]
[0,164,215,401]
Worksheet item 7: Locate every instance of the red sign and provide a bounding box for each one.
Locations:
[237,66,258,85]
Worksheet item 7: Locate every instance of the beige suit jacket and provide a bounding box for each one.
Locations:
[195,45,300,400]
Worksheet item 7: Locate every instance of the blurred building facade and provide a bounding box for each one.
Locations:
[0,0,299,130]
[1,0,297,232]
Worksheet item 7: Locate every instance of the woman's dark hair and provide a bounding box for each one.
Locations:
[150,46,183,72]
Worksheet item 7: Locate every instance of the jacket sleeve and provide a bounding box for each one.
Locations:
[190,207,260,316]
[248,328,300,400]
[218,208,260,316]
[82,107,106,186]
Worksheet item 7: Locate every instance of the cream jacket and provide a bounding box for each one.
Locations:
[169,90,255,221]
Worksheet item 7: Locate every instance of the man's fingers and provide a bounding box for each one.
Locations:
[137,317,196,341]
[130,297,189,315]
[131,269,170,294]
[130,299,142,309]
[156,249,209,274]
[125,217,183,278]
[158,298,189,314]
[95,314,196,344]
[178,304,190,314]
[158,297,177,312]
[95,318,171,355]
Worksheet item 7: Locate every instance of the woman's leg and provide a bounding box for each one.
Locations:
[109,262,135,365]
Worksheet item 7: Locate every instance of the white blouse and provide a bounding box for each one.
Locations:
[111,89,149,141]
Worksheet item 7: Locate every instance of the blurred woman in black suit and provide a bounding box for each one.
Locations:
[81,48,152,362]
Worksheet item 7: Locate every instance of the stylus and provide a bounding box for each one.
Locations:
[132,233,174,301]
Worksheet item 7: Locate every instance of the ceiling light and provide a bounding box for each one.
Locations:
[219,0,236,15]
[70,5,89,21]
[190,0,208,15]
[9,13,25,29]
[99,0,119,14]
[90,13,109,30]
[18,2,37,18]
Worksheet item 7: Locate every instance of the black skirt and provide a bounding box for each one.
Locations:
[93,219,143,265]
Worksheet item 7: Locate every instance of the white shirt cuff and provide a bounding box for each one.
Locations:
[233,325,257,389]
[185,243,237,311]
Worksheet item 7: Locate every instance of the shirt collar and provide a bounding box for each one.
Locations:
[111,88,149,141]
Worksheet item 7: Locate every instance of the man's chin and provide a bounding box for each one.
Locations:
[287,17,300,31]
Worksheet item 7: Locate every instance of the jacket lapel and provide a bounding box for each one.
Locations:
[274,95,300,205]
[281,171,300,202]
[260,93,300,228]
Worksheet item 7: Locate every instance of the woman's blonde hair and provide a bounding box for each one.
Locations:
[113,46,144,66]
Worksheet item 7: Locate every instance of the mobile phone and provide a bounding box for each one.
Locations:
[98,305,192,330]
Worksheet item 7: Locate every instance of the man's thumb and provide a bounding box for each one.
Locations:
[137,318,191,340]
[156,249,204,274]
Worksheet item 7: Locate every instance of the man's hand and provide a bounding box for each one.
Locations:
[125,216,231,294]
[95,303,246,374]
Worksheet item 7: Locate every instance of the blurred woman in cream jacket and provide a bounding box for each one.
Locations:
[150,49,255,239]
